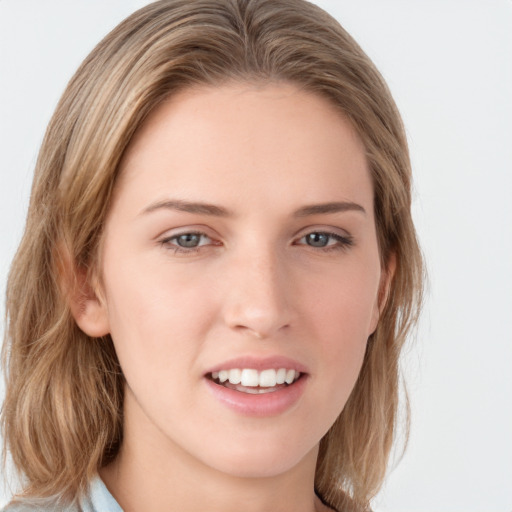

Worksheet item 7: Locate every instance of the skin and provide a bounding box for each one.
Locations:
[73,82,390,512]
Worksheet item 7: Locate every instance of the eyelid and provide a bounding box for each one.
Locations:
[294,225,352,241]
[161,231,213,243]
[173,231,211,243]
[155,222,220,240]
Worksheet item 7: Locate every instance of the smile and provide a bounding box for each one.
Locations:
[210,368,301,393]
[204,357,308,415]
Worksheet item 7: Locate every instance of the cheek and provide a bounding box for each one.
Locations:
[309,290,368,383]
[101,255,218,382]
[301,259,381,341]
[298,258,380,394]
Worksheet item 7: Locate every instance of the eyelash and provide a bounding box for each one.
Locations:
[296,231,354,252]
[160,231,217,254]
[159,230,354,255]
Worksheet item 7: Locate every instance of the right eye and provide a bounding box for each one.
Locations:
[160,231,216,253]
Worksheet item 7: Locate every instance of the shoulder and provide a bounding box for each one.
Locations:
[1,497,80,512]
[1,475,121,512]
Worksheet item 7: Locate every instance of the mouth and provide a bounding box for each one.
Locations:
[204,360,308,415]
[207,368,302,394]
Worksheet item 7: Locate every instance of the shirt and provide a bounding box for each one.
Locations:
[1,476,123,512]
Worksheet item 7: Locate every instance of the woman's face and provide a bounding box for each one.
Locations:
[87,83,386,478]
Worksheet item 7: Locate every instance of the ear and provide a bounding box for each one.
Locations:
[68,265,110,337]
[369,252,396,335]
[56,244,110,338]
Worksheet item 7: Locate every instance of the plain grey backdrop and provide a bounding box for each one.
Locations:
[1,1,511,510]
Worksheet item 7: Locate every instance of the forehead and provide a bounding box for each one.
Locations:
[115,82,372,217]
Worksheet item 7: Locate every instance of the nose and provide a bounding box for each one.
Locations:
[221,245,294,339]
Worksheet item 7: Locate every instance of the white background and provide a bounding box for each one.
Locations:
[1,1,511,510]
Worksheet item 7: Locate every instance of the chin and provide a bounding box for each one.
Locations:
[200,438,318,479]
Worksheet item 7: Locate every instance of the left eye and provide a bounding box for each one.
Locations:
[303,232,332,247]
[297,231,353,250]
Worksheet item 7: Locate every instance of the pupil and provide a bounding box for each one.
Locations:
[178,234,200,247]
[307,233,328,247]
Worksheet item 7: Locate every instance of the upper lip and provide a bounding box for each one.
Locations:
[204,355,309,375]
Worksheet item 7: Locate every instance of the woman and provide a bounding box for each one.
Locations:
[1,1,423,511]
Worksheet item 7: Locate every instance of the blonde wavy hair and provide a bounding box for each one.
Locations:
[1,0,423,510]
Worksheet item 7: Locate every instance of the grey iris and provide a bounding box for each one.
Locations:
[177,234,201,247]
[306,233,329,247]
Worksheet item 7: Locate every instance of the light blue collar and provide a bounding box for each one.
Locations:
[81,475,123,512]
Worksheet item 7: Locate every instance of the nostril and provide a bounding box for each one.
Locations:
[233,325,264,339]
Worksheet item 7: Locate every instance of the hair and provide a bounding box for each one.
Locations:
[1,1,423,510]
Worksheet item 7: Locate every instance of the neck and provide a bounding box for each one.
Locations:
[101,449,322,512]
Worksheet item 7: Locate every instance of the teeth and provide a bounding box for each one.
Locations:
[241,369,259,387]
[228,368,242,384]
[211,368,300,387]
[276,368,286,384]
[259,369,277,387]
[285,369,296,385]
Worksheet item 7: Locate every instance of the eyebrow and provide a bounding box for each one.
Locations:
[293,201,366,217]
[141,199,366,217]
[141,199,232,217]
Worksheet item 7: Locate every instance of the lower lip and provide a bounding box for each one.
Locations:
[204,375,307,417]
